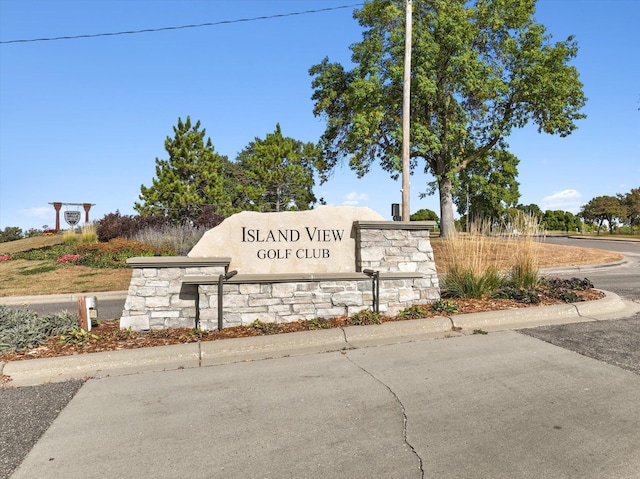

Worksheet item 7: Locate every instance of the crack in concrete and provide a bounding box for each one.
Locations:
[339,328,355,350]
[445,315,463,332]
[571,303,583,318]
[342,353,425,479]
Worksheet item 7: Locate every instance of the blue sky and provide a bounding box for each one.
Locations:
[1,0,638,231]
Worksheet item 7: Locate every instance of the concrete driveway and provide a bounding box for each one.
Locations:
[9,330,640,479]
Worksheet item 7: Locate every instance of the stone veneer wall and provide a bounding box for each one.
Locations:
[120,257,230,331]
[120,222,439,331]
[356,221,438,274]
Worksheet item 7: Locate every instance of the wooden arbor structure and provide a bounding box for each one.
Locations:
[49,202,95,232]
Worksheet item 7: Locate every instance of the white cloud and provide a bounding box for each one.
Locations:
[18,206,53,220]
[342,192,369,206]
[540,189,582,213]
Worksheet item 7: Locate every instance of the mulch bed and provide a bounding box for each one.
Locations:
[0,289,603,365]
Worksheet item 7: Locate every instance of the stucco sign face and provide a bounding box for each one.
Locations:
[188,206,385,274]
[64,210,81,227]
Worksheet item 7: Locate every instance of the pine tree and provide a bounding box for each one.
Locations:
[233,124,319,212]
[135,117,231,223]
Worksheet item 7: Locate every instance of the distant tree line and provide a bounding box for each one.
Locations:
[0,226,50,243]
[580,188,640,235]
[453,186,640,235]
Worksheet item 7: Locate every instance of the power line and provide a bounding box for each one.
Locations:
[0,3,364,45]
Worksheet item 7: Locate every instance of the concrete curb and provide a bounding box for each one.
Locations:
[450,291,640,332]
[2,291,638,388]
[343,316,454,348]
[2,343,200,387]
[540,259,629,274]
[450,303,580,332]
[200,328,348,366]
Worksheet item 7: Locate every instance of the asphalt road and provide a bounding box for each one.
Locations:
[9,295,126,321]
[521,235,640,408]
[543,236,640,301]
[0,381,85,479]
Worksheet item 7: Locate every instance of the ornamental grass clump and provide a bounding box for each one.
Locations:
[442,219,507,299]
[80,223,98,244]
[0,305,79,354]
[507,212,545,290]
[441,213,544,299]
[132,224,206,256]
[63,224,98,247]
[63,228,81,246]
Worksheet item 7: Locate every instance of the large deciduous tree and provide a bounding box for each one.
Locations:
[310,0,586,238]
[410,208,439,221]
[135,117,231,224]
[452,149,520,225]
[619,187,640,234]
[233,124,319,212]
[542,209,579,233]
[581,195,627,234]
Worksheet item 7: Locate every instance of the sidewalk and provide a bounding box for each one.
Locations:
[2,290,639,388]
[8,318,640,479]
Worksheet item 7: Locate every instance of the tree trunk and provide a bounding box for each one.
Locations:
[438,175,457,239]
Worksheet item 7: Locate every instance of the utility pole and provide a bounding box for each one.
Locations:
[401,0,412,221]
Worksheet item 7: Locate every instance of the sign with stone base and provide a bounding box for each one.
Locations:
[120,207,440,331]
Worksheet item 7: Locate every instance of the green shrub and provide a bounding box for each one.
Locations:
[347,309,380,325]
[397,305,429,319]
[300,318,332,330]
[430,299,460,314]
[0,306,79,354]
[13,244,74,261]
[249,319,283,334]
[444,266,505,299]
[510,259,541,290]
[494,286,541,304]
[548,289,578,302]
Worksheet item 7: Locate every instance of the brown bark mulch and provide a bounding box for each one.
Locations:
[0,289,603,365]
